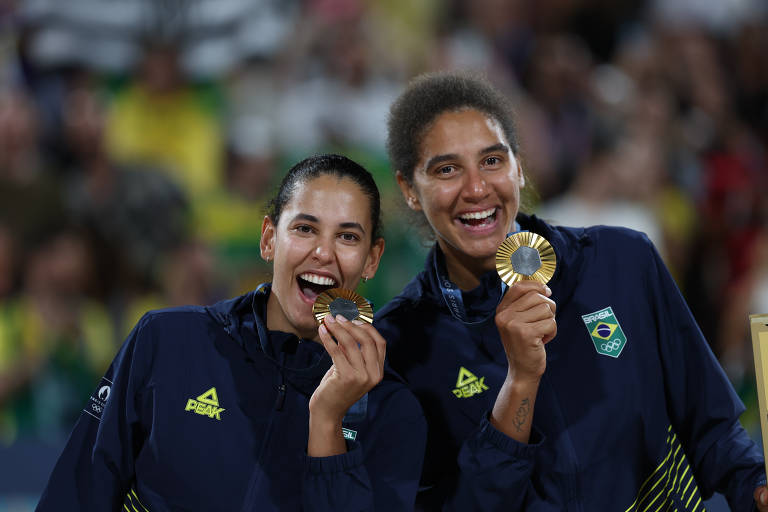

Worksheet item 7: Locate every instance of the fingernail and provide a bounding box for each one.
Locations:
[352,319,364,325]
[318,325,327,336]
[545,285,552,296]
[325,315,336,324]
[336,314,348,323]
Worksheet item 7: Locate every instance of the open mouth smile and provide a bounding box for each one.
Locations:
[297,272,338,302]
[456,207,498,230]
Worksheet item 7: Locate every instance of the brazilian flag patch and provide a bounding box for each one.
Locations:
[581,306,627,358]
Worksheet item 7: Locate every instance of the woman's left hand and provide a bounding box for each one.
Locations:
[307,314,386,456]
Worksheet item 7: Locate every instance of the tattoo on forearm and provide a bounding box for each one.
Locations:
[513,398,530,432]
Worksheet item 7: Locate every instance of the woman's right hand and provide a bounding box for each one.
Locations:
[490,281,556,441]
[311,315,386,420]
[307,314,386,457]
[494,281,557,384]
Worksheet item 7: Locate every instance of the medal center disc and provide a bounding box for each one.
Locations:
[510,246,542,276]
[328,298,360,321]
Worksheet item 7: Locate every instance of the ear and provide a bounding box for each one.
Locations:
[361,237,385,281]
[396,171,422,211]
[260,215,276,262]
[517,160,526,189]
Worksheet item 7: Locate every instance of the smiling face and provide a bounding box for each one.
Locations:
[260,174,384,339]
[397,108,524,287]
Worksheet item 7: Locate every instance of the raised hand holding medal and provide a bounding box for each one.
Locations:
[493,230,558,380]
[310,287,385,455]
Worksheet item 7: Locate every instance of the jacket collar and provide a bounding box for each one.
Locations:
[204,284,332,396]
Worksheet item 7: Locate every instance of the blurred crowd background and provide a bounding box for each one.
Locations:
[1,0,767,509]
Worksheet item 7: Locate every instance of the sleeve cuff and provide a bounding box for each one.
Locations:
[305,442,364,475]
[476,414,545,459]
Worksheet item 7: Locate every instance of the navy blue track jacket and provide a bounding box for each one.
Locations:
[37,284,426,511]
[375,213,765,511]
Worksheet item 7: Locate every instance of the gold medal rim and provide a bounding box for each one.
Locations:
[495,232,557,285]
[313,288,374,325]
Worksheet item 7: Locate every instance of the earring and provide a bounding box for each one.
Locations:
[407,197,415,207]
[362,275,369,283]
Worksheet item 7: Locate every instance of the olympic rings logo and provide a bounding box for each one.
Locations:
[600,339,622,352]
[91,404,102,413]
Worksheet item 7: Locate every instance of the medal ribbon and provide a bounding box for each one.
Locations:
[436,223,520,325]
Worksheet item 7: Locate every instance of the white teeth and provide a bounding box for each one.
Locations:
[458,208,496,220]
[298,273,337,286]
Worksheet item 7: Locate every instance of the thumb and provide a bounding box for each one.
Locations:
[755,486,768,507]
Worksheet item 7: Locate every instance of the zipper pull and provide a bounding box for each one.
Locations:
[274,383,286,411]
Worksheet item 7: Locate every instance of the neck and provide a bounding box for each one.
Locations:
[265,292,319,342]
[439,241,494,291]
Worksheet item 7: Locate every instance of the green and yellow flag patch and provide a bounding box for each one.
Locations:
[582,307,627,358]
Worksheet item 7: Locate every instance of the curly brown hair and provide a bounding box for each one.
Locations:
[386,71,520,183]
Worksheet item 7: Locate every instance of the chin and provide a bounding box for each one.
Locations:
[464,240,502,259]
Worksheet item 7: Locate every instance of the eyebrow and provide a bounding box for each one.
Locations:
[481,143,510,155]
[423,144,510,171]
[480,142,509,155]
[291,213,319,224]
[339,222,366,234]
[289,213,366,234]
[424,153,459,171]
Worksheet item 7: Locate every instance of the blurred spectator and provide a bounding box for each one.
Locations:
[0,229,114,444]
[718,228,768,392]
[367,0,440,77]
[536,127,666,255]
[0,87,43,182]
[0,87,67,260]
[61,82,190,301]
[729,22,768,145]
[120,239,223,338]
[225,63,279,200]
[433,0,531,81]
[105,41,224,199]
[272,3,402,156]
[691,124,768,378]
[520,33,596,200]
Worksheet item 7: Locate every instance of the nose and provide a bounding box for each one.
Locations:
[312,236,334,263]
[462,167,489,202]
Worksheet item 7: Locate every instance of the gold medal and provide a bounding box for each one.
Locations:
[496,232,556,285]
[313,288,374,325]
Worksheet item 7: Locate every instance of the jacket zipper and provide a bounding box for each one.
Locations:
[241,370,287,511]
[275,378,286,410]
